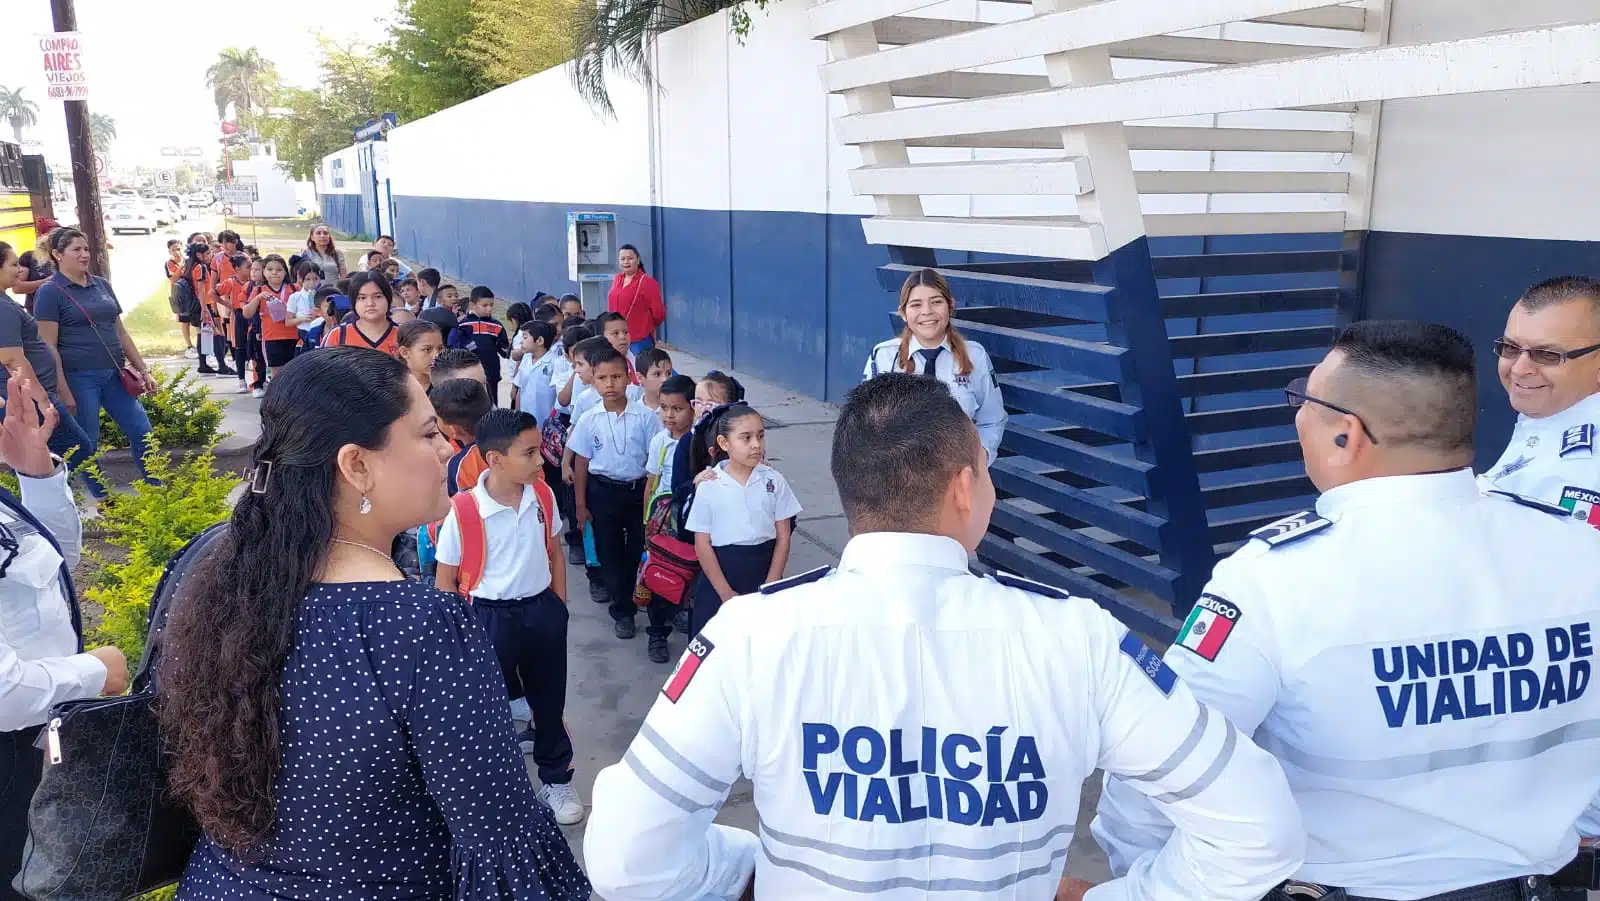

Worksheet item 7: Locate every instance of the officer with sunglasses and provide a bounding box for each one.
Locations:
[1094,320,1600,901]
[0,375,128,897]
[1479,276,1600,528]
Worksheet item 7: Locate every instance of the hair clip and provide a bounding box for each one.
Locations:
[250,460,274,495]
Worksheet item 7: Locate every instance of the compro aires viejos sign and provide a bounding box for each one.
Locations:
[38,33,91,101]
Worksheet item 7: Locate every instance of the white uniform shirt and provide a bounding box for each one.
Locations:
[433,479,562,600]
[585,531,1304,901]
[1093,469,1600,899]
[0,465,106,732]
[569,399,663,480]
[683,461,802,546]
[1478,391,1600,530]
[514,346,562,427]
[646,430,684,503]
[548,356,576,413]
[863,336,1006,465]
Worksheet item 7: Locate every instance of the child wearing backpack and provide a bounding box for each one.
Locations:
[434,409,585,827]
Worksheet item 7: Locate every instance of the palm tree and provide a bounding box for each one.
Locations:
[0,86,40,144]
[88,113,116,154]
[205,47,277,121]
[570,0,747,116]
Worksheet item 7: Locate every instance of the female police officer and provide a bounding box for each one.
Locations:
[0,375,127,897]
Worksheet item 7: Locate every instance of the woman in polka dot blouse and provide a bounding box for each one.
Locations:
[156,347,590,900]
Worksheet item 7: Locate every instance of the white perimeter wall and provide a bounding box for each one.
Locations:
[316,144,362,196]
[1370,0,1600,240]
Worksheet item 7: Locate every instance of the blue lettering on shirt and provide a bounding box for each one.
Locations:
[800,724,1048,825]
[1119,631,1177,696]
[1370,623,1593,727]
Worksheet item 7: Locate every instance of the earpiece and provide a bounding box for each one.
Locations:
[1334,434,1348,448]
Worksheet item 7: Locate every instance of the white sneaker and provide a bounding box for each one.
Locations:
[236,381,249,394]
[251,388,265,398]
[536,782,585,825]
[183,347,198,359]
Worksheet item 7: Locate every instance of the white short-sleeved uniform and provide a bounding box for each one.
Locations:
[1093,469,1600,899]
[646,429,683,502]
[568,399,663,480]
[548,356,575,413]
[433,480,563,600]
[514,347,562,427]
[1478,391,1600,530]
[863,337,1006,465]
[583,531,1304,901]
[683,461,802,547]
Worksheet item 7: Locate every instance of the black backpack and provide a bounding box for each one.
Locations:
[169,263,203,318]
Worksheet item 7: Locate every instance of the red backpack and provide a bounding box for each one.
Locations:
[449,479,561,600]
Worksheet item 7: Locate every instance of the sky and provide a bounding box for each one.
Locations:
[0,0,400,170]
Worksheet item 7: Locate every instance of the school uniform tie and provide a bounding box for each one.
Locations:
[917,347,944,377]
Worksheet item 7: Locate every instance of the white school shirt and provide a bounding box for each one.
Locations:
[0,464,108,731]
[569,399,663,480]
[863,336,1006,465]
[683,461,803,546]
[514,346,562,428]
[646,429,683,502]
[287,289,318,333]
[548,356,576,413]
[433,479,563,600]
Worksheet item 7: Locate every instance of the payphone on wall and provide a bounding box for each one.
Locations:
[567,211,617,316]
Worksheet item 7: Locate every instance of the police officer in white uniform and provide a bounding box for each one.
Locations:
[1478,276,1600,529]
[864,269,1006,465]
[0,377,129,899]
[1093,320,1600,901]
[585,372,1304,901]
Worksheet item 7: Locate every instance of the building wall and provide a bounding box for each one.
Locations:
[315,145,364,238]
[1363,0,1600,467]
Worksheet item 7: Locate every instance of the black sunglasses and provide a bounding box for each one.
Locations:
[1492,338,1600,367]
[1285,377,1380,445]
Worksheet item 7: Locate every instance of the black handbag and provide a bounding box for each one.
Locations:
[14,524,226,901]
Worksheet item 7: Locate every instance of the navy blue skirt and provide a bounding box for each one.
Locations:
[691,539,775,635]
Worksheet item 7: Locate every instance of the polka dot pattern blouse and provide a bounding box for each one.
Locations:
[179,580,591,901]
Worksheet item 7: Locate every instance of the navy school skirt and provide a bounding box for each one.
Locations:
[690,539,776,635]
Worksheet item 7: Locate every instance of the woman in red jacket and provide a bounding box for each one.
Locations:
[606,244,665,356]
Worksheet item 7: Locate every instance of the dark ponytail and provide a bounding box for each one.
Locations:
[688,402,760,476]
[158,348,415,854]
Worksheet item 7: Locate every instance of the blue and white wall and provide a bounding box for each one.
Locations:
[311,0,1600,424]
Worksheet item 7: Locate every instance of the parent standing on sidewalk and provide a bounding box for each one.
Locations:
[0,242,97,461]
[301,224,347,282]
[32,227,157,498]
[608,244,665,356]
[0,375,129,901]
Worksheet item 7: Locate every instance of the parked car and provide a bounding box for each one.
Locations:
[158,194,185,219]
[107,202,157,235]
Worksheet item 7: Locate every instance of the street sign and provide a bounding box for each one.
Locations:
[216,182,258,204]
[37,32,90,101]
[156,170,175,187]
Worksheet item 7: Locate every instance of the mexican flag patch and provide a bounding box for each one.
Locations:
[1560,486,1600,529]
[1176,594,1241,662]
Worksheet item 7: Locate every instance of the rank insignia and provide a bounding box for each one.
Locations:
[1560,424,1595,457]
[1248,510,1331,548]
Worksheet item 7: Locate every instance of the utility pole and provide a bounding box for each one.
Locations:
[49,0,110,280]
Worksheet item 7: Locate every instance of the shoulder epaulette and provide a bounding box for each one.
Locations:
[1487,489,1571,518]
[760,565,831,594]
[1560,423,1595,457]
[1248,510,1332,548]
[992,571,1073,600]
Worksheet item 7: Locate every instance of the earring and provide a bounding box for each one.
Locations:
[359,496,372,515]
[1334,434,1348,448]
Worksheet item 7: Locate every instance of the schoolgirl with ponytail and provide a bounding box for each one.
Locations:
[862,268,1007,464]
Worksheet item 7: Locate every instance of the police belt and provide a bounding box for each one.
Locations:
[1270,852,1598,901]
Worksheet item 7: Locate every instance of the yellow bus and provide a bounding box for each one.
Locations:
[0,141,47,252]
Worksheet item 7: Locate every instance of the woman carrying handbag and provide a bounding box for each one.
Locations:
[606,245,665,358]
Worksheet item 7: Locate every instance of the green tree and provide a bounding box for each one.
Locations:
[0,86,39,144]
[570,0,764,115]
[205,47,278,122]
[88,112,116,153]
[383,0,494,120]
[458,0,578,87]
[260,41,400,181]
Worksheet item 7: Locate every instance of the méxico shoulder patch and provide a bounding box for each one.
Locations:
[1558,486,1600,529]
[662,634,715,703]
[1175,593,1241,662]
